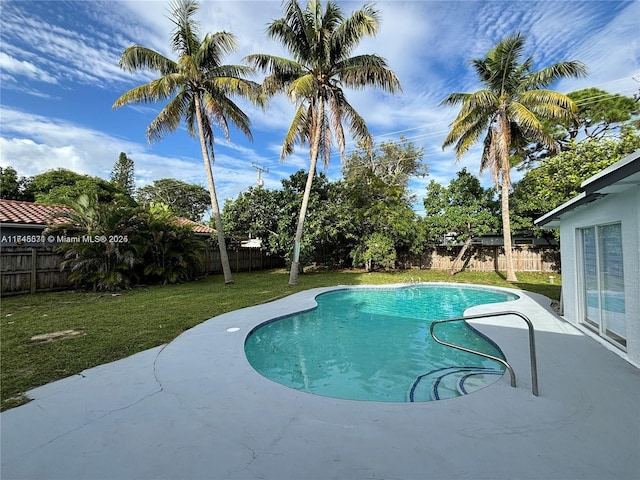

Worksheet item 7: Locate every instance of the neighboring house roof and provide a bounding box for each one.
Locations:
[175,217,214,235]
[535,149,640,229]
[0,199,72,227]
[0,199,214,235]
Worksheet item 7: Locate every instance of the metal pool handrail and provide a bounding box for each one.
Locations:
[430,311,539,396]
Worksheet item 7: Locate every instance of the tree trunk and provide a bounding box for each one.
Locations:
[497,111,517,283]
[288,158,318,285]
[194,93,234,284]
[501,178,517,282]
[289,98,324,285]
[450,236,473,275]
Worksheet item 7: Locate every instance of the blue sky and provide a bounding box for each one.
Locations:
[1,0,639,215]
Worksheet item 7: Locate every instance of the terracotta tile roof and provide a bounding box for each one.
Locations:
[175,217,215,235]
[0,199,73,226]
[0,200,214,235]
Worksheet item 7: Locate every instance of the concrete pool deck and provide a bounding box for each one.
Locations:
[1,284,639,480]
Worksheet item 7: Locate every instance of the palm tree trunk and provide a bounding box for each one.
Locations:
[194,93,234,284]
[496,111,517,283]
[289,98,324,285]
[501,162,518,283]
[288,157,318,285]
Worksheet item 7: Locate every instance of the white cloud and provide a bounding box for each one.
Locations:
[0,2,148,91]
[0,106,262,202]
[0,52,58,84]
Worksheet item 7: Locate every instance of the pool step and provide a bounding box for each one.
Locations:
[456,369,504,396]
[409,366,503,402]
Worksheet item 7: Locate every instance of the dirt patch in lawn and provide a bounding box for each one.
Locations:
[29,329,86,344]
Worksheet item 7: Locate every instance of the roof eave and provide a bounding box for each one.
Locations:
[535,192,588,228]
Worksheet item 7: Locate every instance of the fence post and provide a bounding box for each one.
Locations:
[30,248,37,294]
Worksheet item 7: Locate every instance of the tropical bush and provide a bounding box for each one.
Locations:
[134,205,206,285]
[46,195,139,291]
[47,196,208,290]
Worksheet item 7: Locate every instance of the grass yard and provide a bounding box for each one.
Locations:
[0,269,560,411]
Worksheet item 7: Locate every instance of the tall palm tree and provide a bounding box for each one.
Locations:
[246,0,401,285]
[441,32,586,282]
[113,0,262,284]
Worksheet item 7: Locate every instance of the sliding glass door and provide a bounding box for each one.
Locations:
[579,223,626,349]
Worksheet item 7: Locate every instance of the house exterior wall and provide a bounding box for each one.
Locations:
[559,184,640,366]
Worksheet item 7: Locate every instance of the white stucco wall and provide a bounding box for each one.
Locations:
[559,184,640,366]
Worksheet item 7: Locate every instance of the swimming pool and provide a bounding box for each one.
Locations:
[245,285,519,402]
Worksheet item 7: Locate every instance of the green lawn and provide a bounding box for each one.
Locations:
[0,269,560,411]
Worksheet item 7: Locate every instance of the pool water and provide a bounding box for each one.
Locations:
[245,285,519,402]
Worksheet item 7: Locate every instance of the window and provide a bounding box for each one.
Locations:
[579,223,626,349]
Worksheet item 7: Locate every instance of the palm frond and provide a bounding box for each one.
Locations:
[507,101,543,132]
[245,54,303,77]
[521,61,587,89]
[327,94,346,159]
[146,92,189,143]
[288,73,316,102]
[208,64,256,80]
[480,131,499,185]
[197,92,229,143]
[118,45,176,75]
[488,32,526,94]
[168,0,201,56]
[333,91,372,154]
[207,75,263,106]
[202,89,252,140]
[443,112,492,160]
[281,104,310,159]
[245,54,304,96]
[318,108,333,167]
[470,58,491,84]
[519,89,576,112]
[457,90,498,116]
[199,31,238,68]
[440,92,471,107]
[336,54,402,93]
[113,74,183,110]
[268,1,310,63]
[331,3,379,59]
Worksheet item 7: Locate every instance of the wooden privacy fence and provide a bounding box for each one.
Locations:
[0,245,559,296]
[198,248,285,276]
[0,247,71,296]
[0,247,285,296]
[403,245,560,273]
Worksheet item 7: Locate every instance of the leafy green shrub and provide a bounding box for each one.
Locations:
[47,195,139,291]
[133,205,206,284]
[47,197,207,290]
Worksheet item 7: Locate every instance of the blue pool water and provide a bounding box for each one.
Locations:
[244,285,519,402]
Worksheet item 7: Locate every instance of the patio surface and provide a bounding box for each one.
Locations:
[1,284,639,480]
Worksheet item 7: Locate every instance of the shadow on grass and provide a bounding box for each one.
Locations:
[513,282,561,301]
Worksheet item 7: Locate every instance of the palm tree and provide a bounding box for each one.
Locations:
[113,0,262,284]
[246,0,401,285]
[441,32,586,282]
